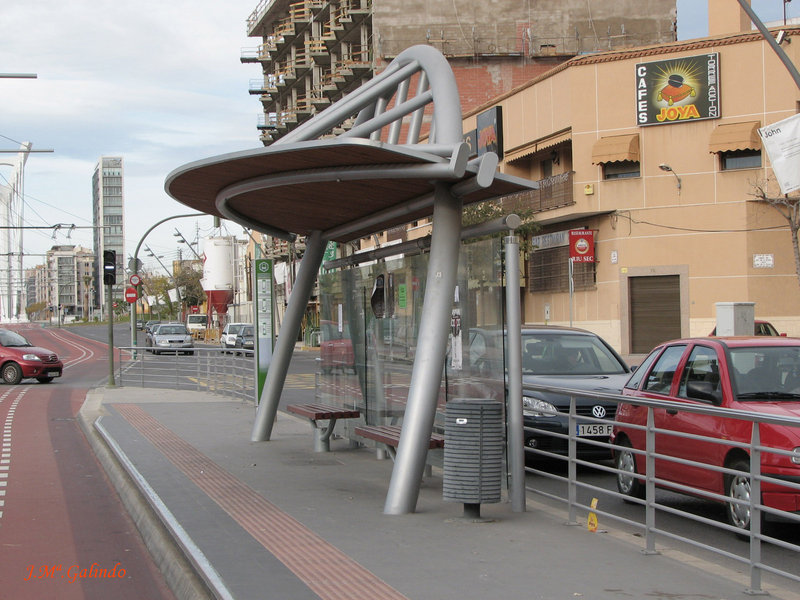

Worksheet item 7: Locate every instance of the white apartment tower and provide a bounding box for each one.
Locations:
[92,156,125,311]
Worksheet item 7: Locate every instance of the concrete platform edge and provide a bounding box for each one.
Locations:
[78,388,217,600]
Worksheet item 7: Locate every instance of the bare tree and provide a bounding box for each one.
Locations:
[750,180,800,287]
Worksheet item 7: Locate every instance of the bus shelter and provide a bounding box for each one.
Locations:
[165,45,536,514]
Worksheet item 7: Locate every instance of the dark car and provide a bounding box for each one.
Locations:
[234,325,255,356]
[612,336,800,533]
[468,326,631,460]
[0,329,64,384]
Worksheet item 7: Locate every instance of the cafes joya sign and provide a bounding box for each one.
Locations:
[636,53,720,126]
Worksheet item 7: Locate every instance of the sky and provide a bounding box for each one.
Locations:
[2,0,800,277]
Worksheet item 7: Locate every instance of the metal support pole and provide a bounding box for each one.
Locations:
[504,233,526,512]
[251,230,327,441]
[107,284,115,387]
[384,183,461,514]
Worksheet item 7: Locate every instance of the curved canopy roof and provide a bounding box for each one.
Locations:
[165,138,534,243]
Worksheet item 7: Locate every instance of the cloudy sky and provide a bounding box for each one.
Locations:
[2,0,800,275]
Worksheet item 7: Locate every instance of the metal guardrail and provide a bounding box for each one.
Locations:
[522,384,800,595]
[116,347,255,403]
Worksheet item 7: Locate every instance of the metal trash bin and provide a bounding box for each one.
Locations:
[443,399,504,519]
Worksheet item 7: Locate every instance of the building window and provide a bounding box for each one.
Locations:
[528,246,596,293]
[603,160,640,180]
[720,149,761,171]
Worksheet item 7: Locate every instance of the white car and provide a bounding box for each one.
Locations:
[150,323,194,355]
[220,323,250,351]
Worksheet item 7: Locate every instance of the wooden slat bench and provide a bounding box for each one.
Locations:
[286,403,360,452]
[354,424,445,461]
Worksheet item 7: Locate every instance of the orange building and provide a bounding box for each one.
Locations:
[461,1,800,359]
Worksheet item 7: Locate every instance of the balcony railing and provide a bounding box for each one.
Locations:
[502,171,574,213]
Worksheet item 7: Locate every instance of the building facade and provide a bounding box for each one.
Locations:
[242,0,677,144]
[92,156,125,311]
[46,245,95,322]
[458,4,800,358]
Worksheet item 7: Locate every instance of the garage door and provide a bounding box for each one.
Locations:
[630,275,681,354]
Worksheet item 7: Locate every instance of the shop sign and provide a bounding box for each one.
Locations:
[636,53,720,126]
[569,229,595,263]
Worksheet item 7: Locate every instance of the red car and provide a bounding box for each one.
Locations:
[612,336,800,533]
[320,321,355,374]
[0,329,64,384]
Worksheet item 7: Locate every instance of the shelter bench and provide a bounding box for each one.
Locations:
[286,403,360,452]
[354,424,445,461]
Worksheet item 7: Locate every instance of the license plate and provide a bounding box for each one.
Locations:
[577,423,613,437]
[48,371,61,377]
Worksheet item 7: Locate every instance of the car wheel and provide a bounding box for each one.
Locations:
[2,362,23,385]
[615,438,644,501]
[725,458,757,535]
[36,376,54,383]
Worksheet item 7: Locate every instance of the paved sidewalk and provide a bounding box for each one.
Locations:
[78,385,793,600]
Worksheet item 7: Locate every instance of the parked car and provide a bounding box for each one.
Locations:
[320,320,355,373]
[144,320,161,334]
[234,325,255,356]
[709,320,785,336]
[0,328,64,384]
[468,326,632,461]
[612,336,800,533]
[149,323,194,355]
[220,322,250,352]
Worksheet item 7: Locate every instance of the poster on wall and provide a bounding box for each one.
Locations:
[635,53,720,126]
[759,113,800,194]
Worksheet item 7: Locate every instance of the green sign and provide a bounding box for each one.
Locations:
[398,284,407,309]
[253,258,274,403]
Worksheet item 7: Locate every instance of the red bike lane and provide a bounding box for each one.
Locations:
[0,326,175,600]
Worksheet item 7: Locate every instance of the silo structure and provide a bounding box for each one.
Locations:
[201,236,234,317]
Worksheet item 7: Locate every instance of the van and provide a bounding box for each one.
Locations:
[186,314,208,336]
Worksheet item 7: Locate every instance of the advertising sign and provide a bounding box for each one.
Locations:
[477,106,503,159]
[759,112,800,194]
[636,53,720,126]
[569,229,595,263]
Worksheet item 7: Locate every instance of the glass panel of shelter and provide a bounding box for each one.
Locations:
[317,237,504,438]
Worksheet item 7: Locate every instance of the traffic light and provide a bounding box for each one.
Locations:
[103,250,116,285]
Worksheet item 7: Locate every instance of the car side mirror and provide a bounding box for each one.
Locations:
[686,380,722,405]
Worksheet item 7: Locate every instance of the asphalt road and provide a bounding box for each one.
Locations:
[0,324,175,599]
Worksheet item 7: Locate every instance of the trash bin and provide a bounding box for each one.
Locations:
[443,398,504,519]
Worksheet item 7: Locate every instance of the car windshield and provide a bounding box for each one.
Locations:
[0,330,31,347]
[158,326,187,335]
[522,333,627,376]
[242,326,254,336]
[730,345,800,399]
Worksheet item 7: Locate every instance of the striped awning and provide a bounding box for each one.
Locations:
[708,121,762,153]
[505,128,572,162]
[591,134,640,164]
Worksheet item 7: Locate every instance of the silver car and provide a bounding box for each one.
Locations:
[149,323,194,355]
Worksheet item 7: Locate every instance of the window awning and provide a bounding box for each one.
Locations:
[708,121,762,153]
[505,128,572,162]
[591,134,639,164]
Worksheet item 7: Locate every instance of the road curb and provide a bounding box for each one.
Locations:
[78,387,216,600]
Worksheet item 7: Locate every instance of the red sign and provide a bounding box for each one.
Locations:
[569,229,595,262]
[129,274,141,286]
[124,287,138,303]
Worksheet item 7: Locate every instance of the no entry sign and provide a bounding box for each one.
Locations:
[124,287,138,303]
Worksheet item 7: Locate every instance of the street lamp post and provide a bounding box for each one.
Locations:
[129,214,203,352]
